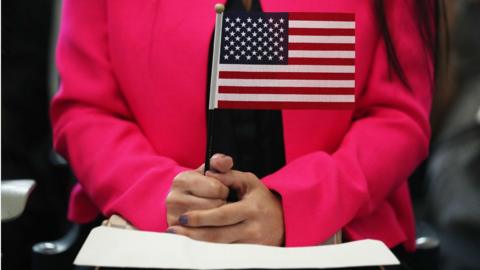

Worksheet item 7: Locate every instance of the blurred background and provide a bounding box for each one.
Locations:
[1,0,479,269]
[2,0,74,269]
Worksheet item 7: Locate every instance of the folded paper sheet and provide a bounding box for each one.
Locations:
[75,226,399,269]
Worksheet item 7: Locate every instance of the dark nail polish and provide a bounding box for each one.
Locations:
[166,228,176,234]
[179,215,188,225]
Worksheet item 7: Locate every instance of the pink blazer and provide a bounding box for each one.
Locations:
[51,0,433,250]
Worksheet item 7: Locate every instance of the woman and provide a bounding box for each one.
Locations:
[51,0,435,257]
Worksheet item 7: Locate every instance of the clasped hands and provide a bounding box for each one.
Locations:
[166,154,284,246]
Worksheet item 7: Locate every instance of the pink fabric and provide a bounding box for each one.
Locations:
[51,0,433,251]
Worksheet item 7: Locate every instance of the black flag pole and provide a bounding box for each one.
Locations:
[204,3,225,173]
[204,109,216,173]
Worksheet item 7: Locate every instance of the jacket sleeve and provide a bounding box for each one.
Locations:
[262,0,434,246]
[51,0,188,231]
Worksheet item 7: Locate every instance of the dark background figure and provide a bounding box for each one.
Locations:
[424,1,480,269]
[1,0,71,269]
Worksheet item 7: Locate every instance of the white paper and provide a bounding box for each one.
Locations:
[75,226,399,269]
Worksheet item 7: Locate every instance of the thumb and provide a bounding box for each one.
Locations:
[209,153,234,173]
[205,170,252,193]
[195,154,234,173]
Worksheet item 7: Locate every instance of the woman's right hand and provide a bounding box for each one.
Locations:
[166,154,233,226]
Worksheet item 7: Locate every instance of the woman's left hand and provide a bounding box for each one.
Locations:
[167,170,284,246]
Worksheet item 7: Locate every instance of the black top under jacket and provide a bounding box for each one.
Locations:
[205,0,286,178]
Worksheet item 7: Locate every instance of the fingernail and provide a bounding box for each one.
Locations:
[166,228,176,234]
[179,215,188,225]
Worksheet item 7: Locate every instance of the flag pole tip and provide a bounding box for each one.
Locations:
[215,3,225,14]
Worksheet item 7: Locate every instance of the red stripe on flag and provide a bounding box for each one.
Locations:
[218,101,355,110]
[219,71,354,80]
[288,43,355,51]
[288,58,355,65]
[289,13,355,21]
[288,28,355,36]
[218,86,354,95]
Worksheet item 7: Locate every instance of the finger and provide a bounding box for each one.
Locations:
[209,153,234,173]
[173,171,229,199]
[188,176,229,199]
[167,192,226,226]
[206,170,250,191]
[166,193,226,212]
[179,201,249,227]
[167,223,248,244]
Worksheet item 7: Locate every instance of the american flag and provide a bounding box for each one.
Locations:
[210,12,355,110]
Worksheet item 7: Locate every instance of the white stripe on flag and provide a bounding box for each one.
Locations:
[218,79,355,88]
[288,50,355,58]
[289,35,355,44]
[218,64,355,73]
[218,93,355,103]
[288,20,355,29]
